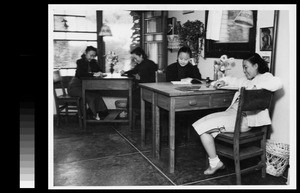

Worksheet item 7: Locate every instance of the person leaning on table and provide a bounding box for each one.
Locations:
[120,47,158,112]
[68,46,108,120]
[166,46,202,82]
[192,53,283,175]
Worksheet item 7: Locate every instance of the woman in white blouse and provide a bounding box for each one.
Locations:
[192,53,283,175]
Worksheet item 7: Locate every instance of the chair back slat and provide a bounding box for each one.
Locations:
[53,70,67,96]
[155,70,166,82]
[240,87,273,112]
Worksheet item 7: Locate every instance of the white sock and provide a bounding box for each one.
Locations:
[209,156,220,168]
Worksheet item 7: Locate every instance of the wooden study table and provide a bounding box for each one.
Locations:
[81,74,133,131]
[139,82,236,173]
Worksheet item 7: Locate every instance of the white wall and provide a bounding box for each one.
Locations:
[268,10,292,145]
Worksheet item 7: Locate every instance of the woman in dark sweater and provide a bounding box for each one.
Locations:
[68,46,108,120]
[164,46,203,143]
[120,47,158,112]
[166,46,202,82]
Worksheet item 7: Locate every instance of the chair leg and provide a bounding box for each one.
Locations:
[56,112,60,127]
[234,156,242,185]
[77,100,83,129]
[65,103,69,124]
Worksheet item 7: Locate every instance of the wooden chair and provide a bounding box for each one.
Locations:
[53,70,82,128]
[214,87,273,185]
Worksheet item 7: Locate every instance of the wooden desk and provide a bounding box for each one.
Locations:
[139,82,235,173]
[82,74,133,131]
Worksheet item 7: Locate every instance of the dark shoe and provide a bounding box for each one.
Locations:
[98,110,109,119]
[86,108,94,119]
[204,161,225,175]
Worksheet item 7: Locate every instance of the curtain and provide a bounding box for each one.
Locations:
[206,10,223,41]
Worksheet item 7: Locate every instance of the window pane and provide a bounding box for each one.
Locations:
[54,15,96,32]
[54,41,97,68]
[103,10,139,73]
[218,10,250,43]
[53,10,96,32]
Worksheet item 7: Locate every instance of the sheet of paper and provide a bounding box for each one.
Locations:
[171,81,192,85]
[217,86,239,90]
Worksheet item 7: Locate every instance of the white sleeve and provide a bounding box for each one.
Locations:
[258,73,283,92]
[219,76,248,88]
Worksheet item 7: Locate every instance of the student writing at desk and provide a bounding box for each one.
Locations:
[166,46,202,83]
[192,53,283,175]
[164,46,203,144]
[68,46,108,120]
[120,47,158,113]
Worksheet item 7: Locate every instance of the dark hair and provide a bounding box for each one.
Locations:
[130,47,148,59]
[243,53,269,73]
[85,46,97,54]
[177,46,192,58]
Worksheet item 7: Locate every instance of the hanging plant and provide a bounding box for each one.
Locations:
[179,20,205,63]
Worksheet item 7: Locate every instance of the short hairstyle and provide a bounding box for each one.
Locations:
[243,53,270,74]
[85,46,97,54]
[177,46,192,58]
[130,47,148,59]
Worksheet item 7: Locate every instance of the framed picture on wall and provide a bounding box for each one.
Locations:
[260,27,273,51]
[204,10,257,59]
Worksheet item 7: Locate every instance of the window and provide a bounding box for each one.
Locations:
[102,10,140,73]
[53,10,97,69]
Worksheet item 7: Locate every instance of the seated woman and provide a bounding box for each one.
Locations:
[166,46,202,82]
[68,46,108,120]
[192,53,283,175]
[120,47,158,112]
[164,46,203,143]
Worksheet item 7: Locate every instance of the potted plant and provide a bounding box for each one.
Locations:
[179,20,205,64]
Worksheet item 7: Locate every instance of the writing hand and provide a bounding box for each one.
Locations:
[120,70,125,75]
[134,74,140,80]
[189,58,197,66]
[93,72,102,77]
[213,80,225,88]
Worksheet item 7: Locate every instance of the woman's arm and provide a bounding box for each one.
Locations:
[256,73,283,91]
[76,59,94,77]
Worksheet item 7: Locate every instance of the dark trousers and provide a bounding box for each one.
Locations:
[68,78,107,115]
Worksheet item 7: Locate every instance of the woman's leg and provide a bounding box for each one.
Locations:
[193,110,239,174]
[200,133,217,158]
[86,91,107,116]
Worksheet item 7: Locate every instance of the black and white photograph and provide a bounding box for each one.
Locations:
[260,27,274,51]
[47,4,296,190]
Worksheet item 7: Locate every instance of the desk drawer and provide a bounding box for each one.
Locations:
[174,95,210,110]
[211,93,234,108]
[84,80,131,90]
[141,88,153,103]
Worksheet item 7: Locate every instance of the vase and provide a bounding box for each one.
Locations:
[214,67,218,81]
[110,65,114,74]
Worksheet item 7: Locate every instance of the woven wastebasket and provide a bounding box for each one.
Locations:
[266,140,290,177]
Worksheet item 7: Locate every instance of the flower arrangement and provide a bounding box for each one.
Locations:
[105,51,118,74]
[214,55,235,80]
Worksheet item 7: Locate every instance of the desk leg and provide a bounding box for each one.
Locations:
[141,89,145,148]
[152,92,157,158]
[169,98,176,173]
[82,87,86,131]
[128,86,132,130]
[155,99,160,159]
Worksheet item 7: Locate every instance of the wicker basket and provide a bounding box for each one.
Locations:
[266,140,290,177]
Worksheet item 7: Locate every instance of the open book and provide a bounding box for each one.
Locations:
[171,78,202,85]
